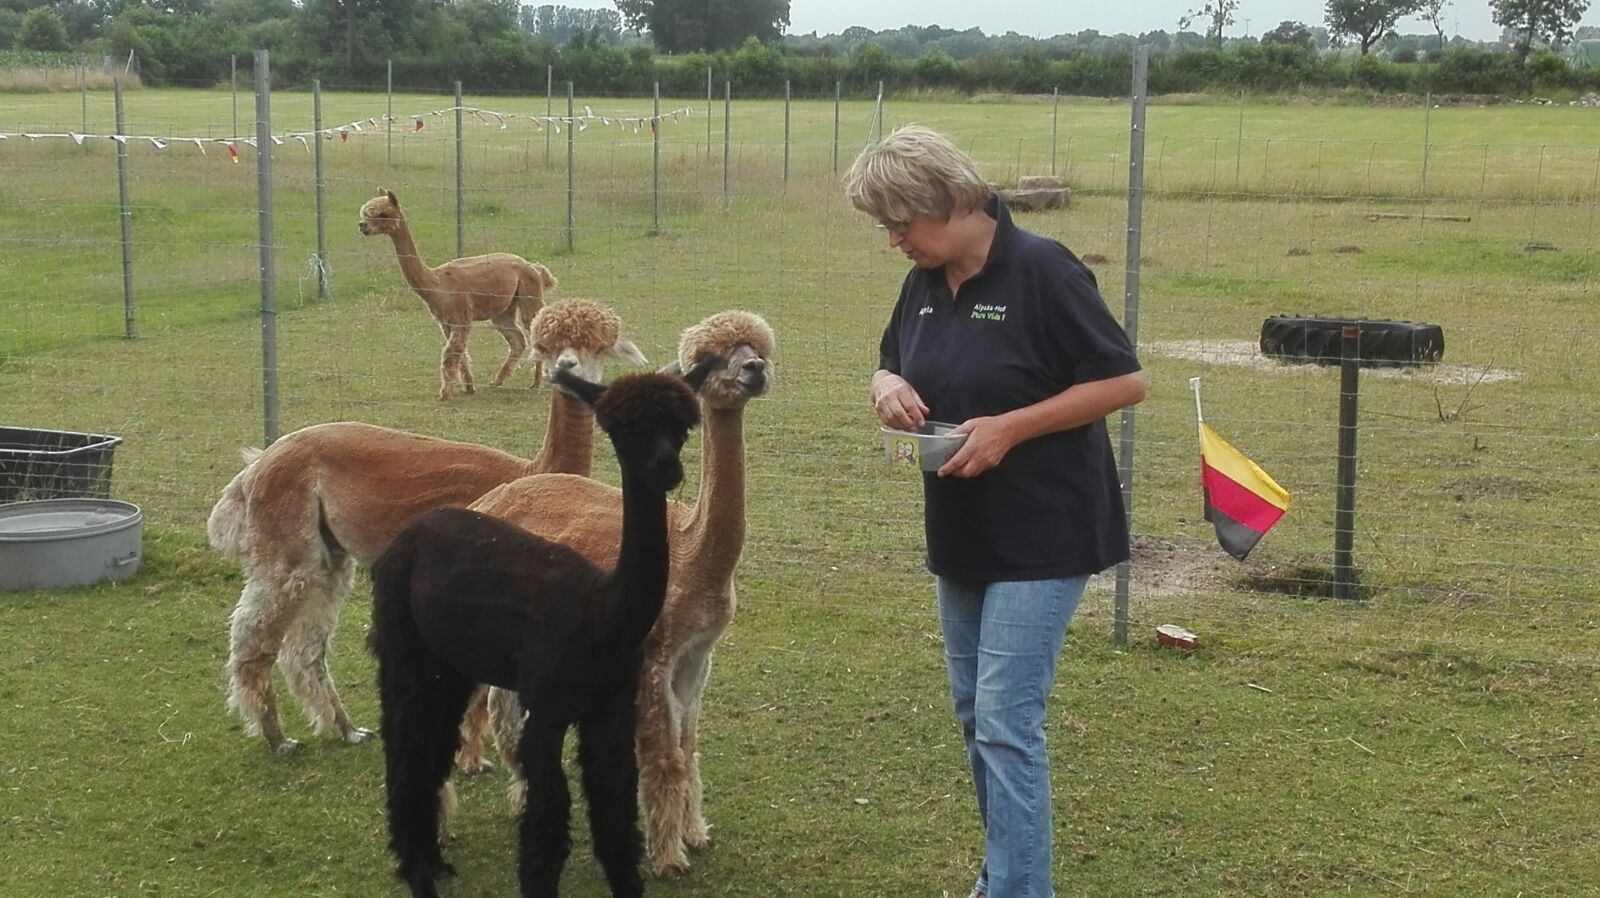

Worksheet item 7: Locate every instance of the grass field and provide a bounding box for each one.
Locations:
[2,86,1597,897]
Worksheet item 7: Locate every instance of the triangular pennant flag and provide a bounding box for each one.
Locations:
[602,117,611,125]
[578,118,588,131]
[339,129,349,142]
[225,141,239,163]
[271,136,283,145]
[148,137,166,150]
[295,135,309,150]
[584,105,593,118]
[111,134,129,144]
[413,116,424,131]
[350,121,363,132]
[191,137,206,154]
[69,132,86,145]
[650,120,658,135]
[367,117,378,126]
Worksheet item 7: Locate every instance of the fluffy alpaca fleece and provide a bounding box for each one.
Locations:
[207,298,646,757]
[358,188,557,400]
[471,309,775,876]
[368,364,710,898]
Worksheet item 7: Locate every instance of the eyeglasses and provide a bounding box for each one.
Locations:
[875,218,912,235]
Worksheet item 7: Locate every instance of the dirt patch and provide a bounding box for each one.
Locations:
[1148,339,1521,386]
[1087,533,1233,599]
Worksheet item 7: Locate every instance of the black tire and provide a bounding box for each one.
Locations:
[1260,316,1444,367]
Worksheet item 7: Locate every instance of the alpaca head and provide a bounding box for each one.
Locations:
[357,189,404,237]
[672,310,777,412]
[552,357,718,493]
[532,299,649,385]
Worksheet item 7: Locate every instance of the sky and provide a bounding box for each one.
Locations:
[566,1,1600,43]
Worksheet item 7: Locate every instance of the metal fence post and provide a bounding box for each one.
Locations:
[313,79,328,301]
[722,81,731,205]
[255,49,279,446]
[1113,46,1149,648]
[231,54,238,139]
[455,80,464,258]
[566,82,575,253]
[386,59,393,167]
[653,81,661,234]
[546,65,553,166]
[113,78,135,340]
[833,80,841,174]
[706,66,713,159]
[783,80,791,188]
[1051,86,1060,176]
[1334,326,1361,601]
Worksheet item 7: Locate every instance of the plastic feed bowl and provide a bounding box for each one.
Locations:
[881,421,968,472]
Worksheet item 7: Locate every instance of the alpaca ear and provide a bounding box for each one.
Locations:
[682,354,722,392]
[605,339,649,367]
[385,189,398,206]
[655,360,682,377]
[552,367,606,406]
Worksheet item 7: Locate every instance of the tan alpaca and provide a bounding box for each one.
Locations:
[207,300,647,757]
[358,188,556,400]
[470,310,774,876]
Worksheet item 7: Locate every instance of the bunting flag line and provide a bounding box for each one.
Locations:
[1,102,699,162]
[1190,377,1291,561]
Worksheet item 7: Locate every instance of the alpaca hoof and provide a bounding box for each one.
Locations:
[686,831,711,852]
[437,862,457,879]
[269,737,303,756]
[463,384,475,395]
[454,754,494,776]
[651,855,691,879]
[344,726,376,744]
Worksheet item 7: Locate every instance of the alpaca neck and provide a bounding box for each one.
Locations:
[614,468,670,648]
[529,389,595,477]
[684,405,746,577]
[385,223,439,291]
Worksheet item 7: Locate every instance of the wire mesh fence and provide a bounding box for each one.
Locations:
[3,62,1597,670]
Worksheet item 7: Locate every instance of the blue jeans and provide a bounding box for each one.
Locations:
[937,575,1087,898]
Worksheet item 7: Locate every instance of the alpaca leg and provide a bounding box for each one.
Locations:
[488,686,528,807]
[516,299,543,387]
[377,649,476,898]
[579,695,645,898]
[279,556,373,744]
[438,324,472,400]
[635,658,691,877]
[226,572,308,755]
[516,704,572,898]
[489,313,528,387]
[675,650,716,851]
[453,684,494,775]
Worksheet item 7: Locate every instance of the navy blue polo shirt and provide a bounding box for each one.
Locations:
[878,196,1141,581]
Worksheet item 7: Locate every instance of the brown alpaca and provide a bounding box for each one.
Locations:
[207,300,647,757]
[358,188,557,400]
[470,310,774,876]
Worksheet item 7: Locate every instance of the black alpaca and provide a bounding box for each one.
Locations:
[368,359,716,898]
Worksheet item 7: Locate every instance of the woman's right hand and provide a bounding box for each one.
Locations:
[870,371,929,431]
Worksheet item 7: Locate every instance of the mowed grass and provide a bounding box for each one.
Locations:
[1,87,1598,898]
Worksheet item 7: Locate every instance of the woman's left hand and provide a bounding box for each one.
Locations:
[937,416,1016,478]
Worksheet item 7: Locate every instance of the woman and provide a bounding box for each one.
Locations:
[845,125,1146,898]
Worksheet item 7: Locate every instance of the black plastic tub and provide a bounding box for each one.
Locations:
[0,427,124,504]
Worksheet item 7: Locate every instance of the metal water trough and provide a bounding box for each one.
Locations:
[0,499,143,592]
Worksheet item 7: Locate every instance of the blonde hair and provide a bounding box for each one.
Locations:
[842,124,991,224]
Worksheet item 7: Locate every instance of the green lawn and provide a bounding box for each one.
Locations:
[2,87,1597,897]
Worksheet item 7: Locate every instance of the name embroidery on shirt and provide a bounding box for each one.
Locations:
[970,303,1007,322]
[917,305,934,316]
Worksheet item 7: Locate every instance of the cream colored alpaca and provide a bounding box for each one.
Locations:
[470,310,774,876]
[207,300,647,757]
[358,188,556,400]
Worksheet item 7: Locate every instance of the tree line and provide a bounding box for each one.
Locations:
[3,0,1598,97]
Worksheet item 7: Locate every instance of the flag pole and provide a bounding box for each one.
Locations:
[1188,376,1204,425]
